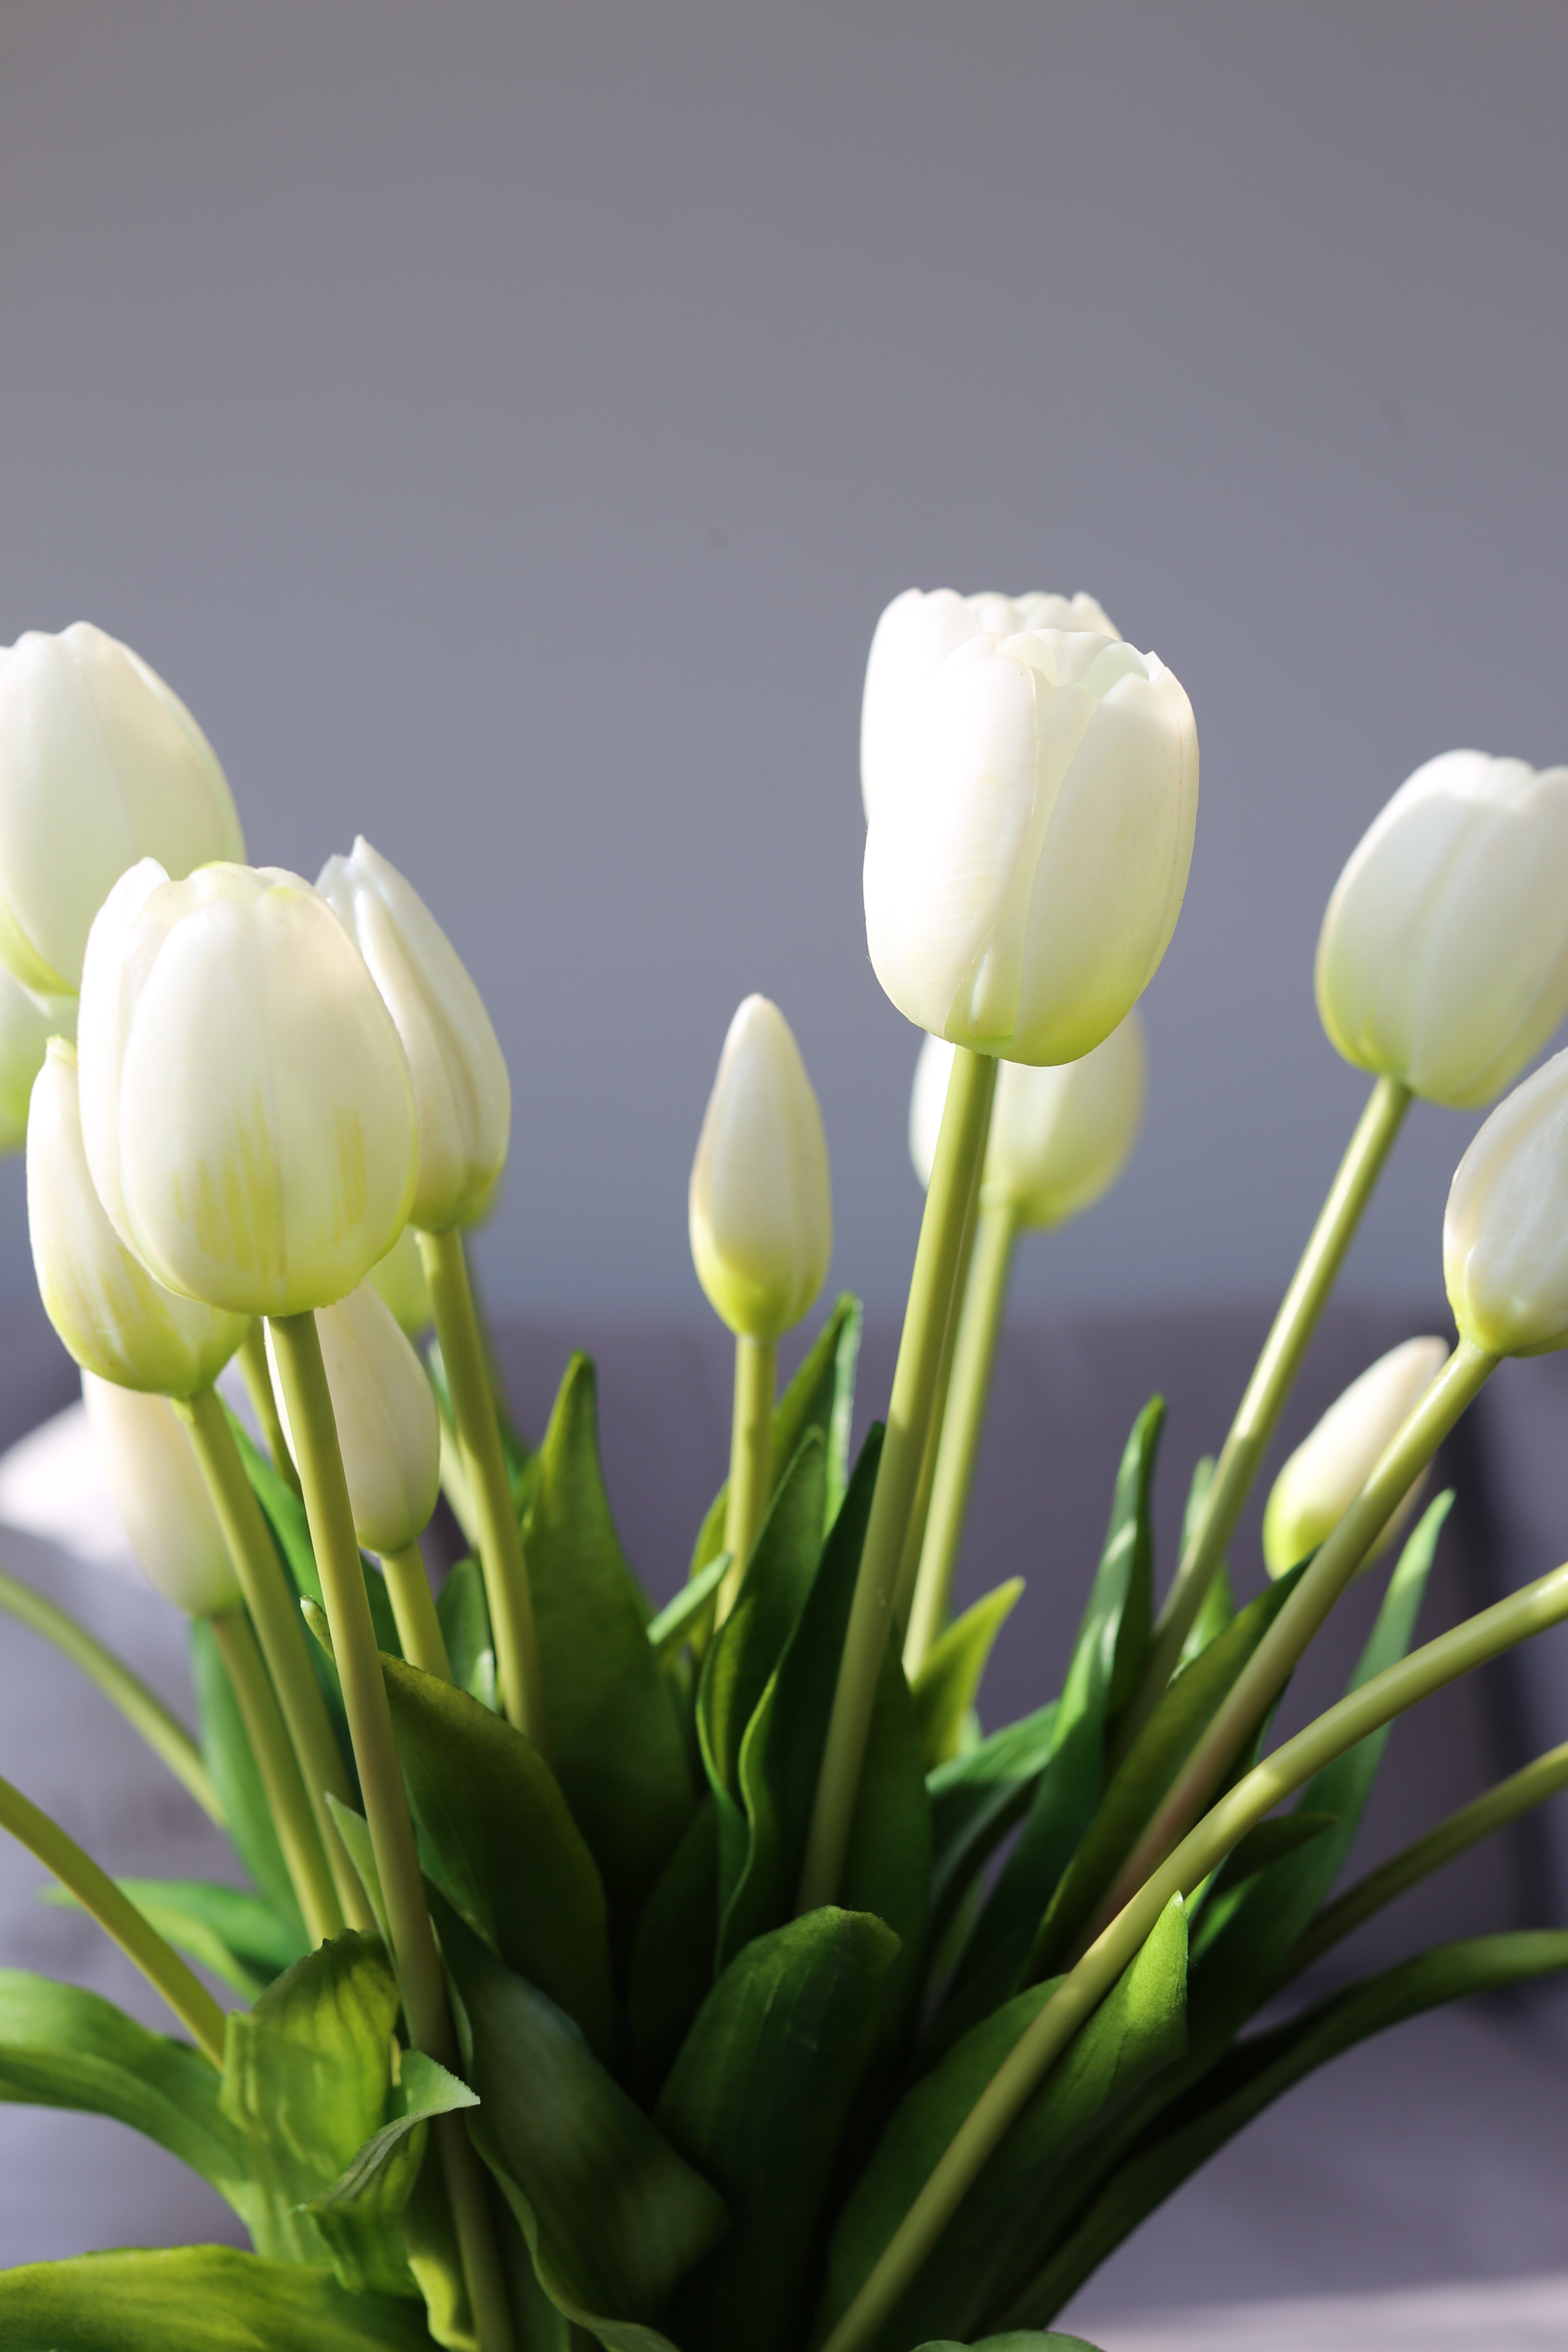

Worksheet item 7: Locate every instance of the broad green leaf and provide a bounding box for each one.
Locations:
[648,1552,731,1664]
[926,1705,1059,1960]
[0,2245,434,2349]
[437,1557,497,1711]
[39,1878,307,2001]
[819,1895,1187,2352]
[913,1581,1025,1771]
[657,1907,900,2352]
[697,1434,827,1807]
[188,1618,304,1932]
[1175,1459,1234,1667]
[311,2049,478,2213]
[523,1355,698,1955]
[689,1294,863,1581]
[627,1797,720,2100]
[1192,1811,1337,1915]
[310,2051,478,2295]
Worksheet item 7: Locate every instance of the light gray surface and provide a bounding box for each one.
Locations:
[0,4,1566,1321]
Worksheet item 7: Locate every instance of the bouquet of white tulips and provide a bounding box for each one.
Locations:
[0,601,1567,2352]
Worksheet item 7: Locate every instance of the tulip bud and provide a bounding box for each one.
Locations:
[1262,1335,1449,1577]
[81,1372,240,1616]
[27,1038,247,1395]
[1316,750,1568,1110]
[690,995,832,1341]
[76,859,419,1317]
[864,624,1198,1065]
[266,1280,440,1555]
[861,586,1118,826]
[1443,1047,1568,1356]
[0,623,244,997]
[368,1224,433,1336]
[911,1012,1147,1228]
[315,836,510,1232]
[0,967,72,1154]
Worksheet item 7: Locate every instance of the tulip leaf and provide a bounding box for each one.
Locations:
[308,2052,479,2299]
[926,1705,1060,1960]
[436,1556,497,1711]
[689,1294,863,1583]
[379,1650,618,2062]
[38,1877,306,2001]
[188,1617,305,1933]
[0,2246,438,2349]
[913,1579,1026,1771]
[521,1354,698,1958]
[648,1550,731,1664]
[326,1795,390,1943]
[1175,1459,1234,1667]
[627,1796,720,2100]
[656,1907,901,2352]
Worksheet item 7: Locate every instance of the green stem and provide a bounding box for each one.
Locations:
[821,1542,1568,2352]
[716,1335,775,1624]
[419,1228,545,1746]
[208,1609,343,1948]
[1122,1075,1412,1752]
[0,1769,227,2065]
[797,1045,998,1915]
[238,1320,302,1500]
[1083,1337,1496,1954]
[268,1308,514,2352]
[179,1388,368,1933]
[902,1199,1018,1678]
[0,1564,220,1824]
[379,1543,453,1681]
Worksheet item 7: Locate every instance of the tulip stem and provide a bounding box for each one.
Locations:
[418,1228,546,1749]
[237,1321,302,1500]
[378,1543,453,1682]
[1120,1073,1412,1755]
[268,1308,514,2352]
[797,1045,998,1916]
[902,1199,1019,1679]
[0,1768,227,2065]
[1081,1339,1496,1957]
[715,1336,776,1624]
[207,1609,343,1948]
[178,1388,368,1934]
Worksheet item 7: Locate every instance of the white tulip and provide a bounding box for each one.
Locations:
[1444,1047,1568,1357]
[368,1224,433,1336]
[27,1039,247,1396]
[0,967,71,1154]
[864,625,1197,1065]
[1316,749,1568,1110]
[77,859,419,1317]
[81,1372,240,1617]
[1262,1336,1449,1577]
[690,995,832,1341]
[0,624,243,997]
[316,836,510,1232]
[266,1281,440,1555]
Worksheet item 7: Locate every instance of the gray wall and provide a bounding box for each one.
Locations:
[0,2,1564,1322]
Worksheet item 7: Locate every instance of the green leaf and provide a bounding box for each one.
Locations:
[309,2049,479,2294]
[437,1557,497,1711]
[381,1651,617,2062]
[627,1797,720,2100]
[697,1434,827,1808]
[1196,1811,1337,1909]
[689,1295,863,1582]
[523,1355,698,1956]
[913,1581,1025,1771]
[311,2049,478,2213]
[818,1895,1187,2352]
[648,1552,731,1664]
[0,2246,435,2349]
[232,1406,403,1694]
[1176,1459,1234,1668]
[38,1878,307,2001]
[188,1618,305,1933]
[926,1706,1059,1962]
[326,1797,389,1943]
[657,1907,901,2352]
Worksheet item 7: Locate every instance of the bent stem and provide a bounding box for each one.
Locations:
[419,1227,546,1746]
[268,1308,514,2352]
[378,1542,453,1681]
[903,1198,1019,1679]
[821,1544,1568,2352]
[798,1045,998,1915]
[207,1609,342,1947]
[716,1336,776,1624]
[0,1769,226,2065]
[237,1321,302,1500]
[1122,1074,1412,1751]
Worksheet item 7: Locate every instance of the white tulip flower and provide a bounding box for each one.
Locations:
[1444,1047,1568,1357]
[690,995,832,1342]
[266,1280,440,1556]
[1262,1335,1449,1577]
[81,1372,241,1617]
[0,967,71,1154]
[368,1223,434,1336]
[316,836,510,1232]
[76,859,419,1318]
[864,624,1197,1065]
[1317,749,1568,1110]
[28,1038,247,1396]
[0,624,244,998]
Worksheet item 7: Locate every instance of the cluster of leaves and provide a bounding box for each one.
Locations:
[1,1297,1564,2352]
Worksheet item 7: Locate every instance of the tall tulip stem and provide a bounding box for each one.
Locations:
[207,1609,343,1947]
[237,1321,302,1499]
[268,1308,514,2352]
[379,1543,453,1682]
[716,1336,776,1624]
[797,1045,998,1915]
[418,1228,546,1746]
[1121,1074,1412,1750]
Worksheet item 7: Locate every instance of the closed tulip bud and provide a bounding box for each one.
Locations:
[0,623,244,998]
[1316,750,1568,1110]
[864,622,1198,1065]
[0,968,72,1154]
[267,1280,440,1555]
[28,1038,247,1395]
[911,1012,1147,1228]
[1444,1048,1568,1356]
[690,995,832,1341]
[76,859,418,1317]
[861,586,1118,826]
[81,1372,240,1616]
[315,836,510,1232]
[1262,1335,1449,1577]
[368,1224,433,1336]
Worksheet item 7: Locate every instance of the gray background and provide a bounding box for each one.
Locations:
[0,0,1565,1329]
